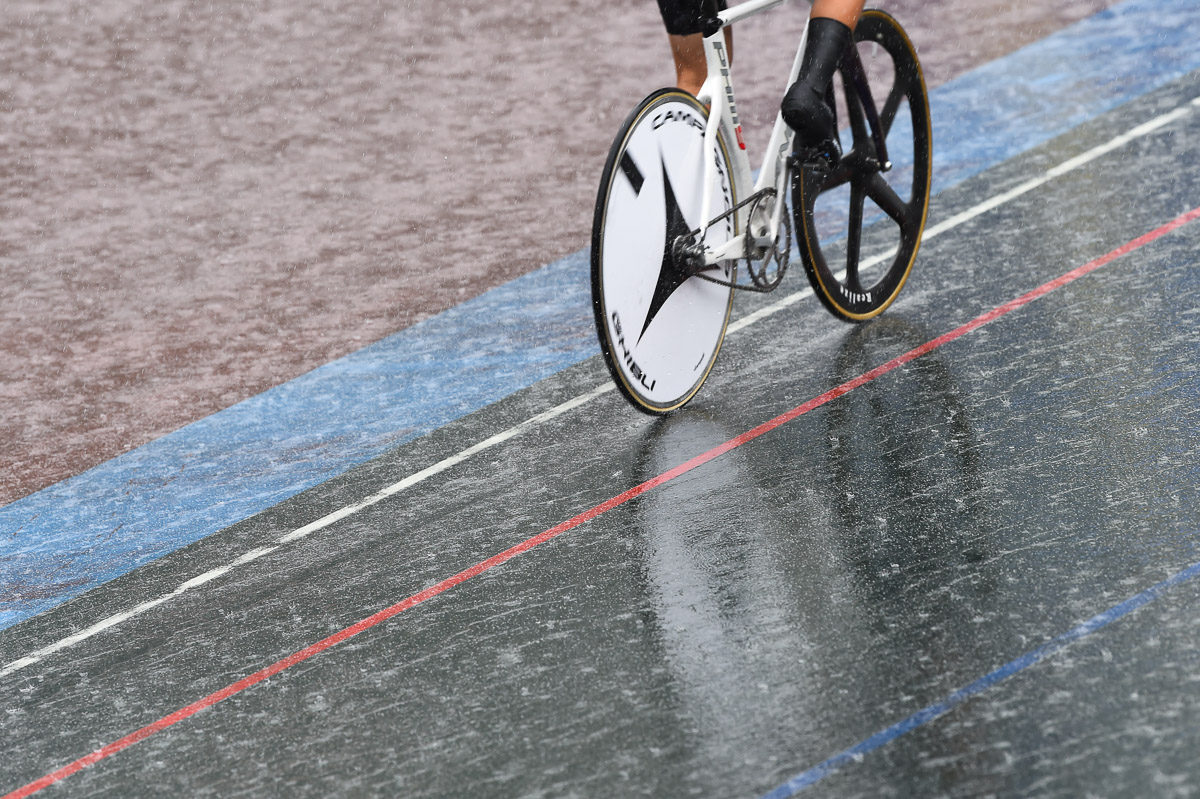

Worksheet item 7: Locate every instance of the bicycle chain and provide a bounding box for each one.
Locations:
[679,188,791,294]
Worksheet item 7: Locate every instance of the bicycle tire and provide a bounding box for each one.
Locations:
[793,9,932,322]
[591,89,738,414]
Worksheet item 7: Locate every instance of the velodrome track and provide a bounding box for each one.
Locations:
[4,1,1200,796]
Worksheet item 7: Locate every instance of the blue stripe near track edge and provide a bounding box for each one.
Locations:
[759,557,1200,798]
[2,0,1199,630]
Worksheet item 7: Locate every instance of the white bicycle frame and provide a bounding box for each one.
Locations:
[693,0,812,266]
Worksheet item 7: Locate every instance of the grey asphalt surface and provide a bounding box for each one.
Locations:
[3,70,1200,799]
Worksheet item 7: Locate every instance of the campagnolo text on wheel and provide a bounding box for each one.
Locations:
[591,0,932,413]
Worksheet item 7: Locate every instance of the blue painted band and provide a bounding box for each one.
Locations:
[3,0,1200,630]
[760,557,1200,798]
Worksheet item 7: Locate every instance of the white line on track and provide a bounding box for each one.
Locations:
[275,383,615,546]
[2,95,1196,681]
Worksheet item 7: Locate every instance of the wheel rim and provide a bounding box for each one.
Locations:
[795,10,932,321]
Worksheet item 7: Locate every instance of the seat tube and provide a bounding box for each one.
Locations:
[697,31,732,240]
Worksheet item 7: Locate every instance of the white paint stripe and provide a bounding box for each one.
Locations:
[175,567,232,592]
[0,595,174,678]
[727,287,814,335]
[1047,106,1192,178]
[923,175,1052,240]
[232,546,279,566]
[1,656,38,675]
[3,95,1195,681]
[275,383,615,545]
[730,99,1199,334]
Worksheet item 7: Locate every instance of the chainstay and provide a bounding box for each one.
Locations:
[688,187,791,294]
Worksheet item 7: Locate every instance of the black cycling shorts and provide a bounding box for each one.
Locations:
[656,0,728,36]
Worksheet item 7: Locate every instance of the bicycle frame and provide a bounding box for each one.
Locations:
[693,0,891,269]
[693,0,807,266]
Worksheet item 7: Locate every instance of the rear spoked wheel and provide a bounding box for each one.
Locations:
[591,89,738,414]
[793,9,932,322]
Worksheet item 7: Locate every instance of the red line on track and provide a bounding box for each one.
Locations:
[6,205,1200,799]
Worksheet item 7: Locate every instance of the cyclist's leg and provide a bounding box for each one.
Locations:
[810,0,864,29]
[780,0,866,159]
[666,33,708,97]
[656,0,731,97]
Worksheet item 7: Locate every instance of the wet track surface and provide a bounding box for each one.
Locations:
[4,52,1200,798]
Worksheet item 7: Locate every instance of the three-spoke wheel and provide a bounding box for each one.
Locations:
[793,9,932,322]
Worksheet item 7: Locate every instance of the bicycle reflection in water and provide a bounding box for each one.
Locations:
[622,316,999,793]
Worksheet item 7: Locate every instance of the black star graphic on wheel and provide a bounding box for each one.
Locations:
[638,158,695,344]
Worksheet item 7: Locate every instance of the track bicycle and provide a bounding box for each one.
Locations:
[591,0,932,413]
